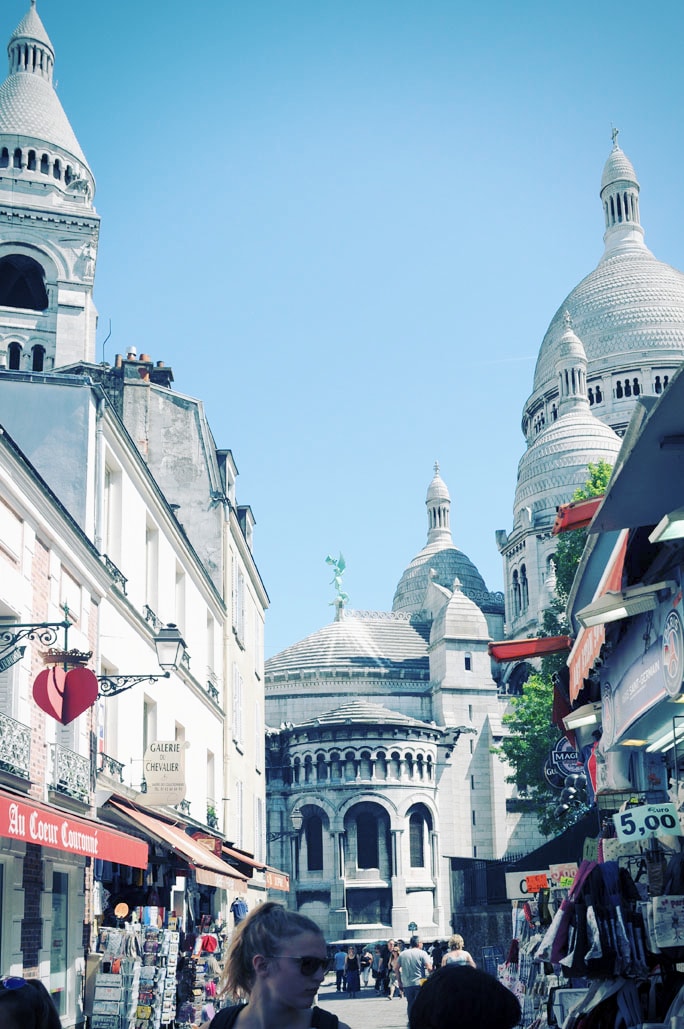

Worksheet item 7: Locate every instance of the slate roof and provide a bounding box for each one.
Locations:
[0,72,88,166]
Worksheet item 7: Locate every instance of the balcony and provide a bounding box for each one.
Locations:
[49,743,90,804]
[98,751,125,782]
[0,710,31,782]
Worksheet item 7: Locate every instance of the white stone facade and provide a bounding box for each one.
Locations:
[498,139,684,652]
[266,467,545,941]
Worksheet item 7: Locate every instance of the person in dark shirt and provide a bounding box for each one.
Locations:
[0,977,62,1029]
[409,966,521,1029]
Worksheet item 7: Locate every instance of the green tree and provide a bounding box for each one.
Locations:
[496,460,613,835]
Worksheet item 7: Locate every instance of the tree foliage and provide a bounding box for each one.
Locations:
[496,460,613,836]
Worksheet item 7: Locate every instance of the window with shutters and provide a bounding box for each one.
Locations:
[235,779,244,847]
[232,664,244,750]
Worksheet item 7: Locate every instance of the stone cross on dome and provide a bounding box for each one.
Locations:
[611,125,620,147]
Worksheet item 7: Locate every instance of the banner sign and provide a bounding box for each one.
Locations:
[613,802,682,842]
[265,869,290,892]
[0,791,147,867]
[601,577,684,749]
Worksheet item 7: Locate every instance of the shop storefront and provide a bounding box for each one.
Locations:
[0,787,147,1027]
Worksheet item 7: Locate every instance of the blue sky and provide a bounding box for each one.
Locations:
[10,1,684,656]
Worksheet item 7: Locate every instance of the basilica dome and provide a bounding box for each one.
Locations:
[392,464,501,616]
[526,140,684,436]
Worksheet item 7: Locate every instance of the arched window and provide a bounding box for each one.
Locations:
[356,812,378,868]
[615,380,623,399]
[305,815,323,871]
[0,255,49,310]
[40,153,49,174]
[624,379,632,397]
[8,341,22,370]
[13,148,21,169]
[27,150,36,172]
[31,344,45,372]
[633,378,640,396]
[521,565,529,611]
[409,811,425,868]
[53,158,61,180]
[655,375,662,394]
[0,148,8,168]
[512,570,521,617]
[464,652,472,671]
[595,384,602,403]
[588,388,594,405]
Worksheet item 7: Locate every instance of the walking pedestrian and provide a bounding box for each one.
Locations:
[333,947,346,992]
[441,934,476,968]
[397,936,432,1021]
[344,947,360,998]
[371,946,383,991]
[212,902,350,1029]
[360,947,373,987]
[409,965,521,1029]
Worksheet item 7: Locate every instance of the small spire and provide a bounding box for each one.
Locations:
[434,460,440,476]
[611,124,620,148]
[563,310,572,329]
[31,0,36,7]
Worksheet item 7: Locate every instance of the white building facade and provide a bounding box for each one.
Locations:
[0,4,273,1022]
[266,467,545,942]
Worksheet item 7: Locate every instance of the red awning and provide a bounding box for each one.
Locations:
[488,636,574,661]
[0,788,148,867]
[553,496,604,535]
[108,800,248,893]
[223,845,266,871]
[568,530,629,703]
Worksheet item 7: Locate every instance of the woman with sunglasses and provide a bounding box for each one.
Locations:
[212,902,351,1029]
[0,976,62,1029]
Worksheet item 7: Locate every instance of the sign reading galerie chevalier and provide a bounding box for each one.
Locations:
[0,791,148,867]
[139,740,187,808]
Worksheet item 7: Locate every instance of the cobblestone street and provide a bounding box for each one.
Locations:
[315,981,408,1029]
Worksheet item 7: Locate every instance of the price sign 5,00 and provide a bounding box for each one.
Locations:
[613,803,682,842]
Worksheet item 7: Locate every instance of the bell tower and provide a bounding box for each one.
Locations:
[0,1,99,371]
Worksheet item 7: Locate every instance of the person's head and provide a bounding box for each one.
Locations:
[0,977,62,1029]
[387,939,395,950]
[409,966,521,1029]
[409,935,421,949]
[449,934,465,951]
[347,947,355,957]
[220,902,329,1004]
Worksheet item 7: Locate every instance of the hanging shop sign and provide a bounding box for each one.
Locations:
[139,740,186,807]
[0,790,147,867]
[265,869,290,892]
[544,736,584,789]
[601,580,684,749]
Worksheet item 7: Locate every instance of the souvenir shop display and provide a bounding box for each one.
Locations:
[500,818,684,1029]
[92,922,180,1028]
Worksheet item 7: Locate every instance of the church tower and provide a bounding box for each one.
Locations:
[0,1,99,371]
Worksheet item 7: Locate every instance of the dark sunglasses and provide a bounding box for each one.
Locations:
[275,956,332,976]
[1,977,28,990]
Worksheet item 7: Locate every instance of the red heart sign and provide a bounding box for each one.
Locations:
[33,666,99,725]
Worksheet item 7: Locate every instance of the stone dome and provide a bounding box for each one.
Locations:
[393,466,500,616]
[0,1,91,170]
[393,543,489,614]
[532,249,684,395]
[600,144,637,191]
[527,141,684,431]
[514,409,621,528]
[265,611,430,682]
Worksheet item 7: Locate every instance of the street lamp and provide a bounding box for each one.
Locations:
[97,624,187,697]
[268,809,303,842]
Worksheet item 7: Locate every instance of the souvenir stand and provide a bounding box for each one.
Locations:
[500,788,684,1029]
[90,920,181,1029]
